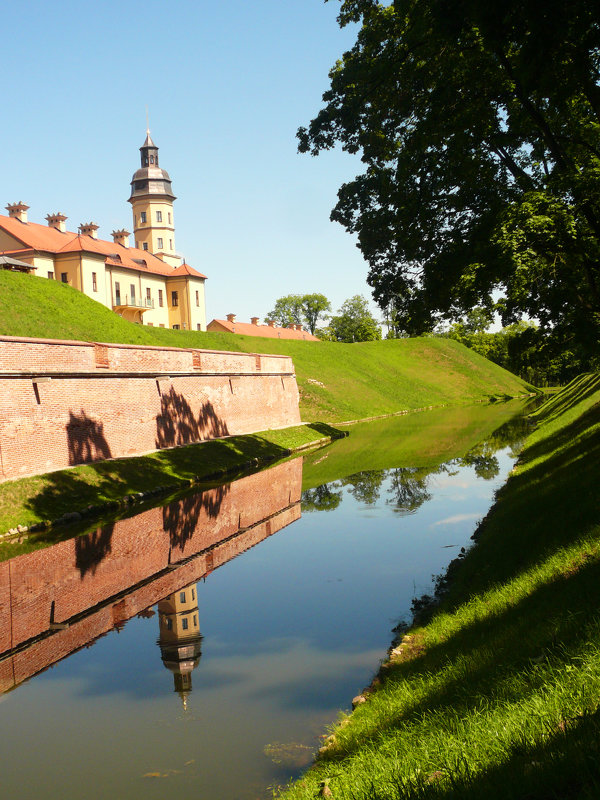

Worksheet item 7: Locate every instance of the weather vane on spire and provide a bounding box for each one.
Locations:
[146,105,150,136]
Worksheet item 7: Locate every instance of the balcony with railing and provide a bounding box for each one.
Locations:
[113,295,155,311]
[113,294,155,323]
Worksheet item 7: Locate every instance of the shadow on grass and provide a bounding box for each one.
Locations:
[521,394,600,468]
[449,402,600,600]
[319,555,600,768]
[531,373,600,426]
[359,705,600,799]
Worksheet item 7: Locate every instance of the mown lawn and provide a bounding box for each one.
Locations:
[276,374,600,800]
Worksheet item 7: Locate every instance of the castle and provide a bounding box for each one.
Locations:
[0,132,207,331]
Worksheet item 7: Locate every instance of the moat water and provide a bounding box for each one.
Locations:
[0,401,533,799]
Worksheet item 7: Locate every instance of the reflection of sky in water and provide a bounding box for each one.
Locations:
[0,419,524,800]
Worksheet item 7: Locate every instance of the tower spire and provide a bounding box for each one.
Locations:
[128,131,179,266]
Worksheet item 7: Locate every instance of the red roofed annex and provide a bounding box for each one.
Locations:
[207,313,320,341]
[0,132,207,330]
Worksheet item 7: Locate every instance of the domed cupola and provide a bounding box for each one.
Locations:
[128,131,176,203]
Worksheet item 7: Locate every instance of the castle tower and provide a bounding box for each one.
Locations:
[128,131,181,268]
[157,583,202,710]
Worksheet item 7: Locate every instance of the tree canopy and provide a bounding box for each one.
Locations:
[324,294,382,341]
[267,293,331,333]
[298,0,600,347]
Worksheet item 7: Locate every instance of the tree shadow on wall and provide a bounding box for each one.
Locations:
[67,410,113,466]
[66,411,115,577]
[155,388,229,449]
[75,521,115,578]
[162,482,230,552]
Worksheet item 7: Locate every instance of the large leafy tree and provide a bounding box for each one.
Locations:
[326,294,381,341]
[267,293,331,333]
[298,0,600,344]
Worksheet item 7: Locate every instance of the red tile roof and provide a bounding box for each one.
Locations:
[208,318,320,341]
[0,214,206,280]
[171,262,207,278]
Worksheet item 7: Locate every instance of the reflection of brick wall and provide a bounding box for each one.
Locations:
[0,336,300,481]
[0,459,302,694]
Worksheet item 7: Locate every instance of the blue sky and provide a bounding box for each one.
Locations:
[1,0,377,325]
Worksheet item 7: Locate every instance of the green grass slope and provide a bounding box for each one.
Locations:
[278,376,600,800]
[0,271,533,421]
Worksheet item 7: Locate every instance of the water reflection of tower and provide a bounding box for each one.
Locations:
[157,583,202,710]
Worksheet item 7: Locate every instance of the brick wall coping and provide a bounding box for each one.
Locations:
[0,334,291,361]
[0,370,295,379]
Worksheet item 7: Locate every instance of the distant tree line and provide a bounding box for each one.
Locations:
[268,293,381,342]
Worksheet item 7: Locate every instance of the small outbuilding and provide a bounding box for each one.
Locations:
[207,313,320,341]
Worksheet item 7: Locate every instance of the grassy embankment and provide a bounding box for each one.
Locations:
[0,271,533,532]
[0,271,533,422]
[277,374,600,800]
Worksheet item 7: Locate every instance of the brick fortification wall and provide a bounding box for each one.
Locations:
[0,459,302,693]
[0,336,301,482]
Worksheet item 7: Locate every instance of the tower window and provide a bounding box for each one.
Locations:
[180,591,186,603]
[157,237,163,249]
[169,239,173,249]
[143,242,148,251]
[140,211,147,223]
[156,210,162,222]
[168,212,172,224]
[172,291,179,307]
[150,155,154,164]
[182,617,189,631]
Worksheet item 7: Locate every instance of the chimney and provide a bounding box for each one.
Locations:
[112,229,130,247]
[226,313,236,323]
[287,324,295,329]
[46,212,68,232]
[79,222,99,239]
[250,317,259,325]
[267,319,275,327]
[6,202,29,223]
